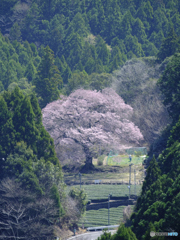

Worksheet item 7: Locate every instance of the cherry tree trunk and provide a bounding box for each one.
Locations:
[81,145,95,172]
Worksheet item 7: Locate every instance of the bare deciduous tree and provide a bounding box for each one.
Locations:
[0,178,58,240]
[112,58,171,145]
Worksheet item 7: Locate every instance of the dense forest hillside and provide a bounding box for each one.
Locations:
[98,53,180,240]
[0,0,180,99]
[0,87,87,239]
[130,55,180,236]
[1,0,180,239]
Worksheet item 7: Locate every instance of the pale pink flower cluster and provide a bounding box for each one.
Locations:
[42,88,144,163]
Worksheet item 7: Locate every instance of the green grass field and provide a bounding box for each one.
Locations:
[106,155,146,166]
[78,205,135,227]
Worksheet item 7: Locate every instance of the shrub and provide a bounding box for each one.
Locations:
[97,155,105,166]
[134,151,142,158]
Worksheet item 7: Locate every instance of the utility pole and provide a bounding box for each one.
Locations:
[107,150,112,165]
[108,194,112,226]
[129,163,133,199]
[134,169,136,197]
[79,173,82,189]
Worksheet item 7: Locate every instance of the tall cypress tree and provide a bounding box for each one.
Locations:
[157,28,179,62]
[1,86,60,166]
[34,46,62,108]
[25,61,36,82]
[141,155,161,194]
[157,53,180,122]
[119,11,134,39]
[30,92,42,127]
[13,96,38,152]
[110,46,124,71]
[132,18,147,44]
[0,96,15,178]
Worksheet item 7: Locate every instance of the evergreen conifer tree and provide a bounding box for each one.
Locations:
[24,41,33,57]
[63,65,72,84]
[9,23,22,42]
[119,11,134,39]
[30,92,42,127]
[157,28,179,62]
[0,96,15,178]
[143,222,165,240]
[149,30,165,49]
[136,6,147,23]
[4,63,14,90]
[113,224,137,240]
[141,155,161,194]
[110,46,124,71]
[25,61,36,82]
[34,46,62,108]
[157,53,180,122]
[66,33,83,69]
[124,35,144,57]
[13,96,38,152]
[142,40,158,56]
[132,18,147,44]
[96,36,110,65]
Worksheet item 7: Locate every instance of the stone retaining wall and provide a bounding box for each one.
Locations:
[86,199,134,211]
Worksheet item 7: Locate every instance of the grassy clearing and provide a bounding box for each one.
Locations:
[93,154,146,167]
[107,156,145,166]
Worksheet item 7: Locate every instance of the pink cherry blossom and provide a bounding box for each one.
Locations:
[42,88,144,165]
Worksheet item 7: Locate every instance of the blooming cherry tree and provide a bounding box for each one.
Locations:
[42,88,143,169]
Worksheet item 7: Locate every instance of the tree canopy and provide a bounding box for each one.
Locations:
[0,87,87,239]
[157,53,180,122]
[34,46,62,108]
[0,0,180,238]
[1,0,180,99]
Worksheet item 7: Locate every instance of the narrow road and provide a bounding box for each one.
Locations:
[67,230,116,240]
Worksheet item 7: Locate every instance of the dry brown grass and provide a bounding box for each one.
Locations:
[123,205,133,222]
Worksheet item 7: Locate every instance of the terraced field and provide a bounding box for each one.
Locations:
[67,184,142,200]
[64,165,144,185]
[64,155,145,228]
[78,205,134,227]
[67,184,142,228]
